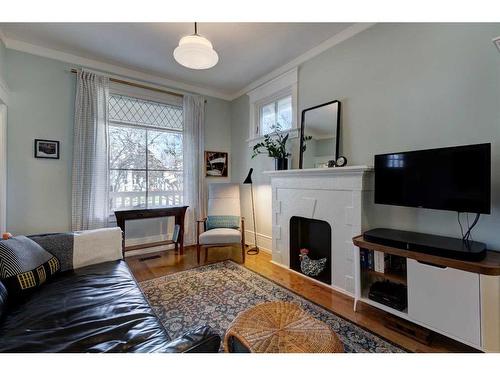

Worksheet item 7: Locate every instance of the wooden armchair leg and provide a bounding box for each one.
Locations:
[241,242,245,264]
[205,248,208,262]
[197,244,201,264]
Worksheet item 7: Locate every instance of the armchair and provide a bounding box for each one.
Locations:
[196,183,245,264]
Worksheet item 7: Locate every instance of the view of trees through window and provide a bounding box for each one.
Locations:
[108,94,183,212]
[260,95,292,135]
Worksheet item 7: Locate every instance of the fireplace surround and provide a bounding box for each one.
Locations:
[264,166,373,295]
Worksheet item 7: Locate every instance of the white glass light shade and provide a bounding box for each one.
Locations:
[173,35,219,70]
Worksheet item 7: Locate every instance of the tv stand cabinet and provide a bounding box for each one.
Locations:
[353,235,500,352]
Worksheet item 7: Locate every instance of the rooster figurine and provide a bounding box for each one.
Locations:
[299,248,327,277]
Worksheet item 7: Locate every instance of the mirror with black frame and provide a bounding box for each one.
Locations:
[299,100,341,169]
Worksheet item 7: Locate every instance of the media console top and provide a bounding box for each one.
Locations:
[353,235,500,276]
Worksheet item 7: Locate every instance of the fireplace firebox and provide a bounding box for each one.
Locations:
[289,216,332,285]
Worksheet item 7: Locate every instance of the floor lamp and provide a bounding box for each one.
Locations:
[243,168,259,255]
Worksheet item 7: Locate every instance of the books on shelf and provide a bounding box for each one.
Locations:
[360,249,386,273]
[374,251,385,273]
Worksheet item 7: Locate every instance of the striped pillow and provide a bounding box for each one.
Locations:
[0,236,60,298]
[206,215,240,230]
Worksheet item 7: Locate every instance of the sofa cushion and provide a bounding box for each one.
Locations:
[0,236,60,298]
[199,228,241,245]
[0,260,171,353]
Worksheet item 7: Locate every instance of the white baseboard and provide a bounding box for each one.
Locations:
[244,229,272,254]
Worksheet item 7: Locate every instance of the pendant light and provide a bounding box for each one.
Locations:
[173,22,219,70]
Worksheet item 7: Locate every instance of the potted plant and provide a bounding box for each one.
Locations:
[251,123,291,170]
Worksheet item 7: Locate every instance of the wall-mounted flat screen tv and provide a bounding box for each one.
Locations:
[374,143,491,214]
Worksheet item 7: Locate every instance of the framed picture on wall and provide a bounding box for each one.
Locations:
[205,151,228,177]
[34,139,60,159]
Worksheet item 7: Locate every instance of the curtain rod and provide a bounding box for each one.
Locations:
[70,69,184,98]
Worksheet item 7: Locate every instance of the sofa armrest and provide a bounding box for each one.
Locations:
[163,325,221,353]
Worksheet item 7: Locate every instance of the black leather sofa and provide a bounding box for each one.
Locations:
[0,260,221,353]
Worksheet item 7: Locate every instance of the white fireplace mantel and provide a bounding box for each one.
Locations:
[263,165,372,177]
[265,165,373,296]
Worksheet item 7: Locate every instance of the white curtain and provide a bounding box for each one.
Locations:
[183,95,206,245]
[71,70,110,231]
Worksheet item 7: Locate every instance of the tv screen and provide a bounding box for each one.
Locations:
[374,143,491,214]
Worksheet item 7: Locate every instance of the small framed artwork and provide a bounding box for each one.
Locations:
[34,139,60,159]
[205,151,228,177]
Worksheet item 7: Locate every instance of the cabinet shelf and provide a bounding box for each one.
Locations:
[364,269,406,285]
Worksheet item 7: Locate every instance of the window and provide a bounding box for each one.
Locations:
[108,94,183,212]
[247,68,298,141]
[259,95,293,135]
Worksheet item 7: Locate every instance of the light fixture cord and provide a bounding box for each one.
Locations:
[194,22,198,35]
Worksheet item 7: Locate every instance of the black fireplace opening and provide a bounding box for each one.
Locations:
[289,216,332,285]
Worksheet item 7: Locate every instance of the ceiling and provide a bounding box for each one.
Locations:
[0,23,353,98]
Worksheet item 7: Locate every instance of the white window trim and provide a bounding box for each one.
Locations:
[246,68,298,146]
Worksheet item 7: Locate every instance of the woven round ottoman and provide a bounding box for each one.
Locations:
[224,301,344,353]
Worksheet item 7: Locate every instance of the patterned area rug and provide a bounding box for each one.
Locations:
[140,260,404,353]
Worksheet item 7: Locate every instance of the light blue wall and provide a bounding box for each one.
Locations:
[5,49,232,236]
[6,50,75,235]
[231,23,500,250]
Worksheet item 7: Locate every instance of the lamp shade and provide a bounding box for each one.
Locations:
[243,168,253,184]
[173,34,219,70]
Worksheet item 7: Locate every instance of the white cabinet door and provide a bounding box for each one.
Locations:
[407,259,481,347]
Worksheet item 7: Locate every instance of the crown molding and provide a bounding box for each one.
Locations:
[0,23,375,103]
[228,23,375,101]
[2,37,233,101]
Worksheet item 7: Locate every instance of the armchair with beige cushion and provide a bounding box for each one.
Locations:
[196,183,245,264]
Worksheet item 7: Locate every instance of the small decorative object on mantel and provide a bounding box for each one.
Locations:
[299,248,327,277]
[251,123,291,170]
[34,139,60,159]
[326,156,347,168]
[335,156,347,167]
[205,151,228,177]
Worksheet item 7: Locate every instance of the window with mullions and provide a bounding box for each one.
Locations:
[108,94,183,212]
[259,95,292,136]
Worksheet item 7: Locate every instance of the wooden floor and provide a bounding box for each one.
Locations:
[126,245,479,353]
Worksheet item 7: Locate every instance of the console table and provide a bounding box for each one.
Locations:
[352,235,500,351]
[115,206,188,256]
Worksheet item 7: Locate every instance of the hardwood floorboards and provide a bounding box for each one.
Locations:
[126,244,479,353]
